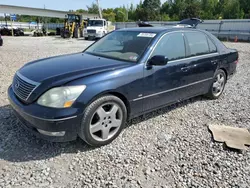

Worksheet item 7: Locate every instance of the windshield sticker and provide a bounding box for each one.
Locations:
[137,33,156,38]
[129,56,138,61]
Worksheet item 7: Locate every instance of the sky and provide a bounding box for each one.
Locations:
[1,0,143,10]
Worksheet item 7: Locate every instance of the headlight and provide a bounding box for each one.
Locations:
[84,30,87,33]
[97,30,102,34]
[37,86,86,108]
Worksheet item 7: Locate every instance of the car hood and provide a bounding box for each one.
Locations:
[19,53,132,84]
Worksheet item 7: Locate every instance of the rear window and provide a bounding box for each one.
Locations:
[207,37,217,53]
[206,32,228,52]
[185,32,210,57]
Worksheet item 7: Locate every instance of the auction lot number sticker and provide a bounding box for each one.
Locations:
[137,33,156,38]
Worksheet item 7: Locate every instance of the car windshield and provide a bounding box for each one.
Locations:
[88,20,104,27]
[85,31,157,62]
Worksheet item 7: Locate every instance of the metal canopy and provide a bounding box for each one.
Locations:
[0,4,98,19]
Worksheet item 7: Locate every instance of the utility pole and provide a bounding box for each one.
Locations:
[127,4,129,21]
[44,4,48,35]
[96,0,102,19]
[4,13,7,26]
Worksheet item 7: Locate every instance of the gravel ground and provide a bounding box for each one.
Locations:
[0,36,249,188]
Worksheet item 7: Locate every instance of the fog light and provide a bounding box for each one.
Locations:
[37,129,65,137]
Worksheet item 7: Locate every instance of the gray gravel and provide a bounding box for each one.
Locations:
[0,36,249,188]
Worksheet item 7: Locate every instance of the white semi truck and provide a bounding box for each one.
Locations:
[83,19,115,40]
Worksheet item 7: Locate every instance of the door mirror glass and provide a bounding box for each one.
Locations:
[148,55,168,66]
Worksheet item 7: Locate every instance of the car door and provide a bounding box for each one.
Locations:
[181,31,219,97]
[142,32,189,112]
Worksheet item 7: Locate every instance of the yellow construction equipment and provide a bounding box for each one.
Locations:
[61,14,88,38]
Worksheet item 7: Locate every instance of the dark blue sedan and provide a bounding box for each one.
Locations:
[8,27,238,146]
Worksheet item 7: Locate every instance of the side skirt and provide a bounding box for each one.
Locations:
[128,92,205,120]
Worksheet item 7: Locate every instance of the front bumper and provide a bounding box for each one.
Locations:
[8,86,82,142]
[84,33,103,38]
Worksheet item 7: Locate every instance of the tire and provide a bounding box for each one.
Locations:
[73,27,79,38]
[205,69,227,99]
[64,32,70,39]
[78,95,127,147]
[85,37,89,40]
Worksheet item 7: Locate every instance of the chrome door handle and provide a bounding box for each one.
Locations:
[181,67,189,72]
[211,60,218,65]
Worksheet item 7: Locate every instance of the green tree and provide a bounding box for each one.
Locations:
[181,0,201,19]
[135,0,145,20]
[128,3,136,21]
[76,9,88,14]
[222,0,244,19]
[161,1,170,15]
[114,7,127,22]
[142,0,161,20]
[103,8,116,22]
[239,0,250,18]
[87,3,99,14]
[200,0,218,19]
[160,2,170,21]
[169,0,186,20]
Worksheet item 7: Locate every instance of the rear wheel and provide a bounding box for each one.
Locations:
[206,69,226,99]
[73,27,79,38]
[79,95,127,147]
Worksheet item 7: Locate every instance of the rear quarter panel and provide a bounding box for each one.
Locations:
[219,48,238,78]
[205,31,238,78]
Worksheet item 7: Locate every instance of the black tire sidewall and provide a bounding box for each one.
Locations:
[79,95,127,147]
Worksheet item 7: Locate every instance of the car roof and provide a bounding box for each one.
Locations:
[117,27,201,34]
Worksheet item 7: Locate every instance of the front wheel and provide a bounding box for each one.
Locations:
[79,95,127,147]
[205,69,227,99]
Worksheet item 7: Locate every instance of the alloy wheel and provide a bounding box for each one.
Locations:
[89,103,123,142]
[212,73,226,97]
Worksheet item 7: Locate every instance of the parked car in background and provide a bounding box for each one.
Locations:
[0,25,24,36]
[175,18,204,28]
[8,27,238,147]
[0,34,3,46]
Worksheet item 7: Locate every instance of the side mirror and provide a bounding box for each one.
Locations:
[148,55,168,66]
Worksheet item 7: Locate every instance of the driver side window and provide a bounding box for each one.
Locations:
[151,33,186,61]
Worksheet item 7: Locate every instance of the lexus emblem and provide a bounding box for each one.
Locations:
[15,81,20,89]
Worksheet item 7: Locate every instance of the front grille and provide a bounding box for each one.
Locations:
[87,29,96,34]
[12,72,39,101]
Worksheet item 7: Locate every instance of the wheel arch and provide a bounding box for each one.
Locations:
[219,67,228,80]
[108,92,131,118]
[85,90,131,120]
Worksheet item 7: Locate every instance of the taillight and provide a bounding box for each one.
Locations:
[235,59,239,64]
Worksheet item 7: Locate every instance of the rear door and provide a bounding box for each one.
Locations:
[181,31,219,98]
